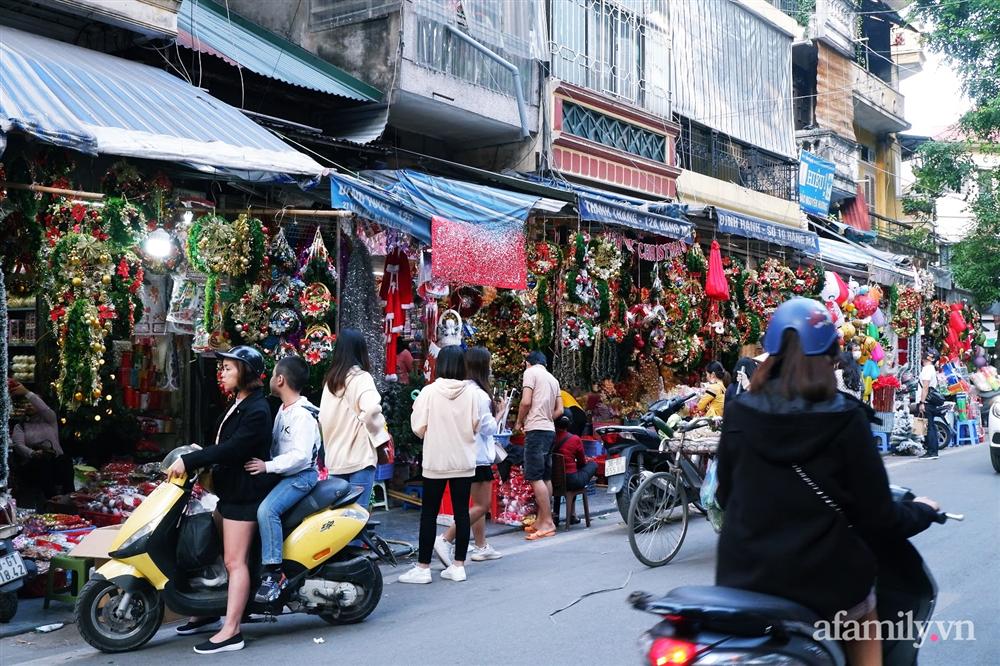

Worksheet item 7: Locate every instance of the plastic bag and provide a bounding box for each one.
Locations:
[177,512,221,572]
[705,240,730,301]
[700,459,724,533]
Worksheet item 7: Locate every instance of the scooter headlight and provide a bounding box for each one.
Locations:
[992,403,1000,419]
[109,517,163,559]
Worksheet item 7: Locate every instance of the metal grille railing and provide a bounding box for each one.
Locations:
[562,101,665,161]
[678,121,798,201]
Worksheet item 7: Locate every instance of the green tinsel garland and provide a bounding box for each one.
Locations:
[597,279,611,321]
[575,232,587,265]
[536,275,553,351]
[686,243,707,273]
[59,299,99,408]
[888,284,899,313]
[203,274,219,332]
[103,197,145,249]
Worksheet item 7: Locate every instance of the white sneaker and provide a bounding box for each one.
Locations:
[398,566,432,584]
[433,534,454,567]
[469,543,503,561]
[440,565,467,582]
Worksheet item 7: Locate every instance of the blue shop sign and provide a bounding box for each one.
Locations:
[716,208,820,254]
[798,150,836,216]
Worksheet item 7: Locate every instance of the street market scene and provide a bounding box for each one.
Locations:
[0,1,998,665]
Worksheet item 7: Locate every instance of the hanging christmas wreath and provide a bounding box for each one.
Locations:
[102,197,145,249]
[527,241,562,276]
[187,214,265,332]
[268,275,304,306]
[230,285,270,343]
[586,235,623,282]
[269,308,301,337]
[560,315,595,351]
[300,282,333,321]
[449,286,484,319]
[792,264,825,299]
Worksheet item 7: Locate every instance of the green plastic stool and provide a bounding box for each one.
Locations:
[44,554,93,608]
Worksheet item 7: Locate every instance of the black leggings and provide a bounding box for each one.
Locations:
[419,476,473,564]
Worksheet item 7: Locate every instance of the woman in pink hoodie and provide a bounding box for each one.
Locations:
[400,345,481,584]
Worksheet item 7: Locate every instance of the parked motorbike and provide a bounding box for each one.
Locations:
[988,397,1000,473]
[903,378,954,451]
[75,446,395,653]
[0,534,38,623]
[630,486,961,666]
[596,394,694,519]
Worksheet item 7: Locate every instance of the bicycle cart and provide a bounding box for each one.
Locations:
[625,416,719,567]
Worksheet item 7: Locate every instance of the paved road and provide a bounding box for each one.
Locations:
[4,444,996,665]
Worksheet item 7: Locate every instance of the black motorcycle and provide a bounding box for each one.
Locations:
[0,535,37,623]
[630,486,962,666]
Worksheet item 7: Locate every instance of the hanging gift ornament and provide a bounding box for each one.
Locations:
[273,339,299,362]
[229,285,269,343]
[268,227,298,274]
[300,323,335,365]
[449,286,484,319]
[267,275,304,306]
[704,240,730,301]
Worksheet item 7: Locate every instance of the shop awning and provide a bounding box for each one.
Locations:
[0,25,324,181]
[715,207,820,254]
[817,237,915,284]
[512,172,694,240]
[329,172,431,243]
[177,0,381,102]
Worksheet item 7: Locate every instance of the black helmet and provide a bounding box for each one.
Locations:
[217,345,265,377]
[555,410,572,430]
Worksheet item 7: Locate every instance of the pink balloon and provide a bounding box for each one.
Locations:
[871,343,885,362]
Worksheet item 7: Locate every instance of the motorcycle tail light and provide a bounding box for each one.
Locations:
[649,637,699,666]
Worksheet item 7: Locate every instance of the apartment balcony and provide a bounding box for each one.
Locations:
[803,0,858,59]
[852,63,909,134]
[797,129,859,201]
[678,126,798,202]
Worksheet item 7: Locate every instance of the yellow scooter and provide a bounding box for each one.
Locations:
[75,446,394,653]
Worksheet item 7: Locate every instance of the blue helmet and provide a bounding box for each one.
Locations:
[762,298,838,357]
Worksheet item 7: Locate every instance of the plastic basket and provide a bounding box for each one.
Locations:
[375,463,394,481]
[582,437,604,458]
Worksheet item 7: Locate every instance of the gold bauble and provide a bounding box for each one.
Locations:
[72,277,82,287]
[94,415,101,422]
[100,254,111,264]
[92,342,102,352]
[99,359,106,366]
[92,388,102,398]
[70,256,80,266]
[105,395,113,402]
[73,391,84,402]
[102,275,111,285]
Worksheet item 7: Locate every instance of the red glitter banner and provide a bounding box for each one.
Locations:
[431,216,526,290]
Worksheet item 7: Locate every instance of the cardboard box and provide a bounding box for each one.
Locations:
[68,525,181,623]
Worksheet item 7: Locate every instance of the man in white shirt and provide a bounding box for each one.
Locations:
[918,349,942,460]
[245,356,322,602]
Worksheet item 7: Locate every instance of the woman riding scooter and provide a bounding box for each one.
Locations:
[715,299,941,665]
[167,345,276,654]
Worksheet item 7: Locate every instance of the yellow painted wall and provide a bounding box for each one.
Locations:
[676,170,805,229]
[854,125,903,222]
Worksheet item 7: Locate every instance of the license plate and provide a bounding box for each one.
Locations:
[0,552,27,584]
[605,455,627,477]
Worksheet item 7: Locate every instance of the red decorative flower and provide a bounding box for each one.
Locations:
[71,204,86,223]
[49,306,66,321]
[117,258,130,278]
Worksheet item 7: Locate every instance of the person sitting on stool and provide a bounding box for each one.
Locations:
[554,411,597,492]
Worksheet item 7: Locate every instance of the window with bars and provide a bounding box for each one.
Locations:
[309,0,401,31]
[677,119,799,201]
[549,0,669,118]
[562,101,665,161]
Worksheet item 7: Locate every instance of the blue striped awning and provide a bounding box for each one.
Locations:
[177,0,382,103]
[0,25,324,181]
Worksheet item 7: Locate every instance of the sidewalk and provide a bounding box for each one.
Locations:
[2,490,620,639]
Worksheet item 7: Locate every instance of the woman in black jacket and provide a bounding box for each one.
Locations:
[716,299,939,665]
[167,346,275,654]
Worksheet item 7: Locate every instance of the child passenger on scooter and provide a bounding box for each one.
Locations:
[245,356,322,603]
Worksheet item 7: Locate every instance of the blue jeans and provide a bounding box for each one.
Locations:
[257,468,318,566]
[331,466,376,509]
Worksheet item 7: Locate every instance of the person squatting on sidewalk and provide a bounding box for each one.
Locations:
[246,356,322,603]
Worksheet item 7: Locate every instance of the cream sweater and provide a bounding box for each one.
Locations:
[319,368,390,475]
[411,378,480,479]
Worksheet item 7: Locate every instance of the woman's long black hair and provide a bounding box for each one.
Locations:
[837,350,863,392]
[324,328,371,395]
[706,360,732,387]
[435,345,467,380]
[465,346,495,415]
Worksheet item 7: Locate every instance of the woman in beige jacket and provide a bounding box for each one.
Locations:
[318,328,389,509]
[399,345,480,585]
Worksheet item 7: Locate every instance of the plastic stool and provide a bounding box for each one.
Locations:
[45,554,93,608]
[369,481,389,511]
[872,432,889,453]
[401,483,423,510]
[955,421,978,446]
